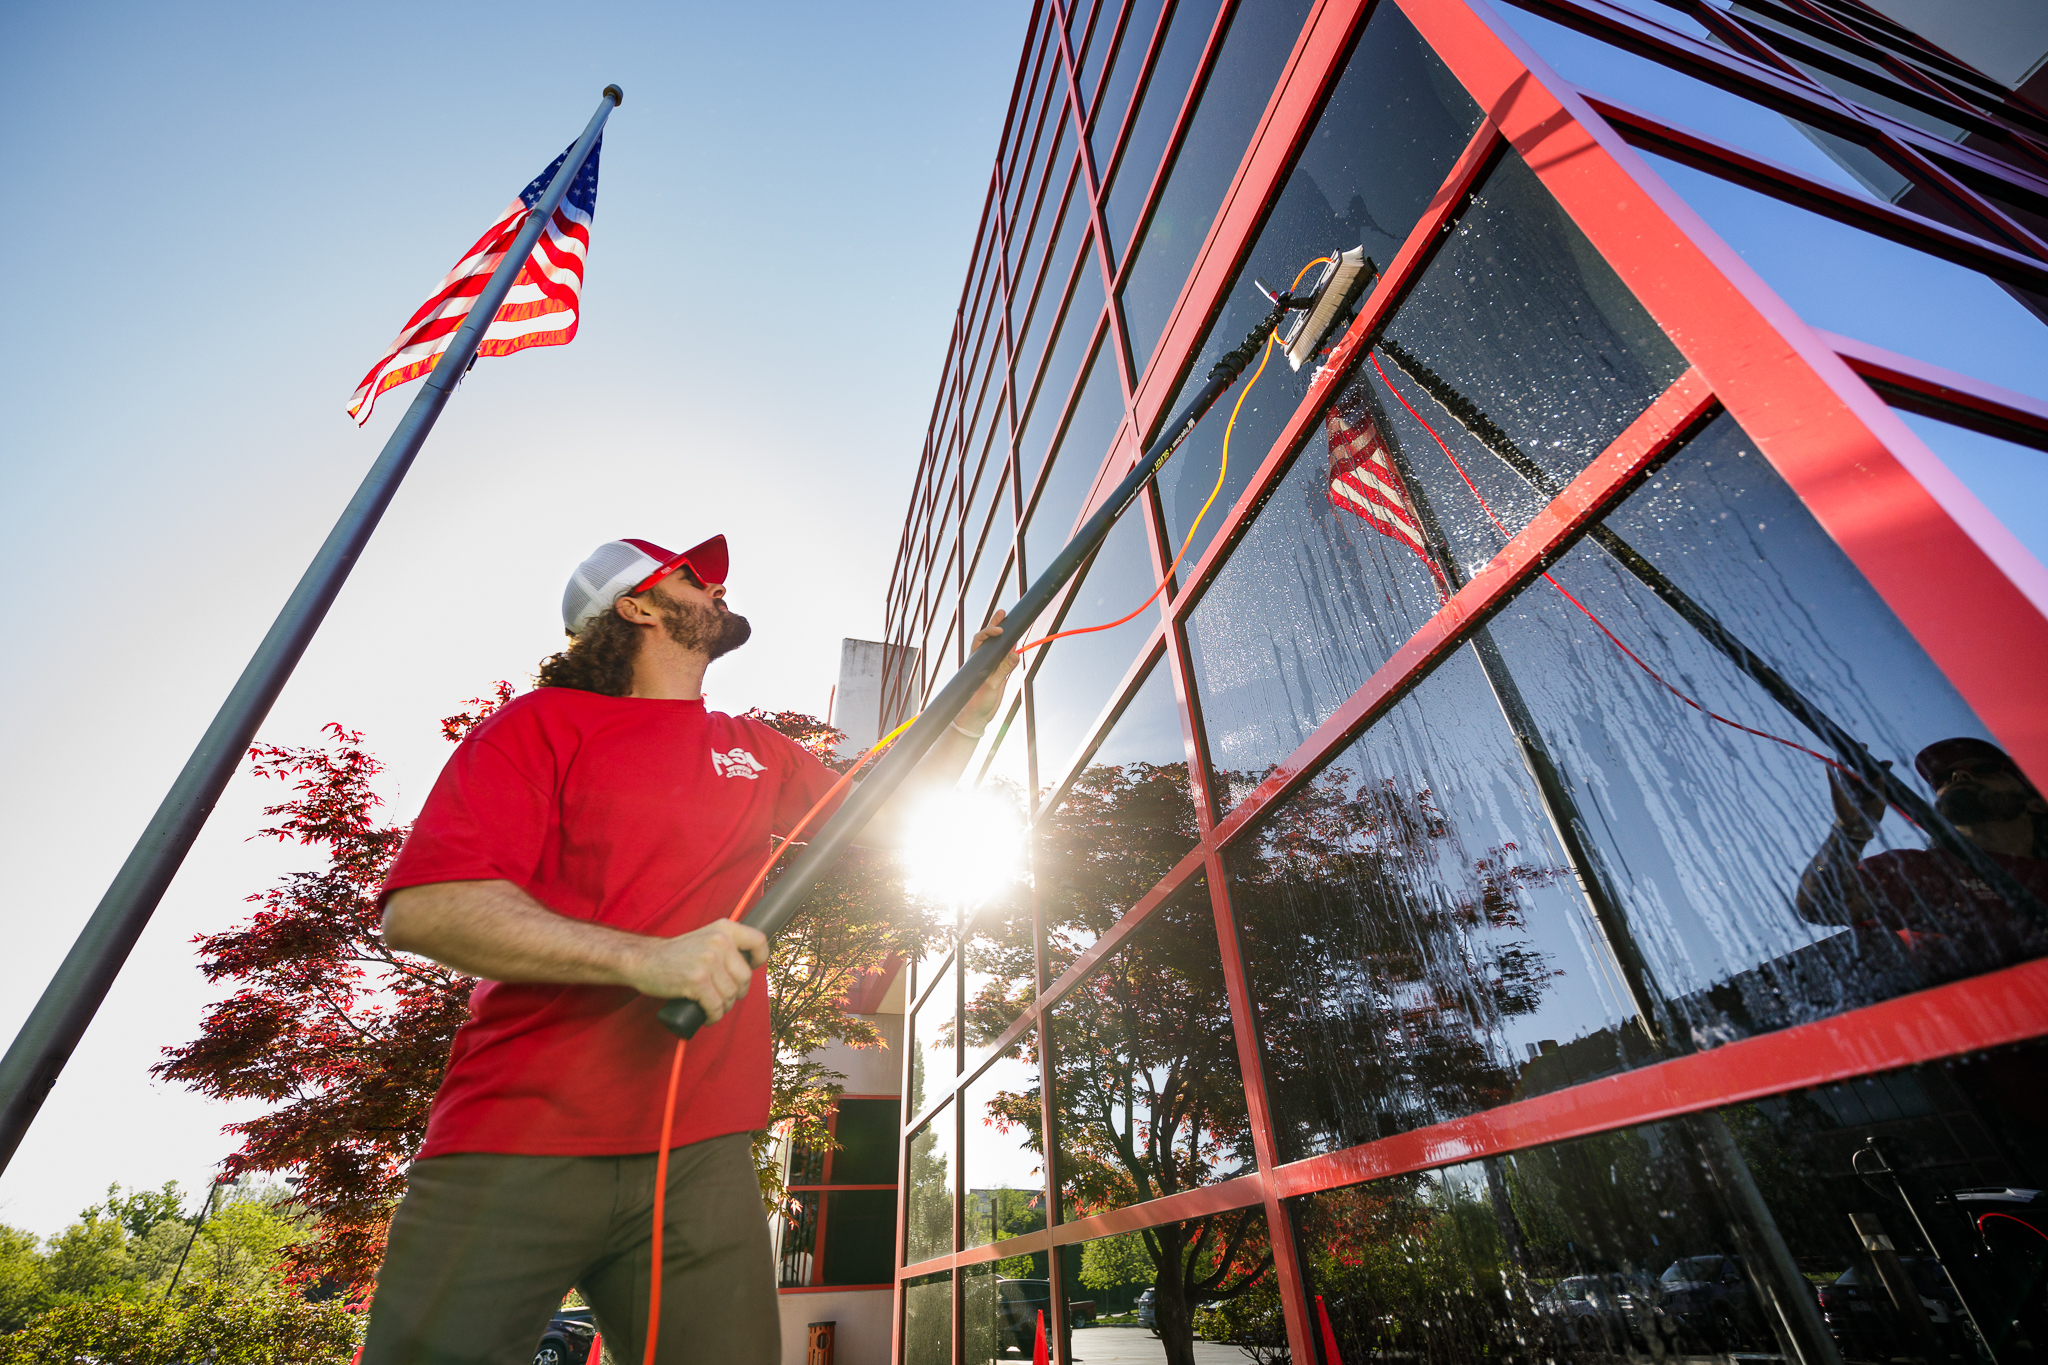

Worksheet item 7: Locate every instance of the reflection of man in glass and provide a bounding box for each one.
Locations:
[1796,738,2048,964]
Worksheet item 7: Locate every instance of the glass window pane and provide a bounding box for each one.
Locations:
[1020,274,1109,489]
[1012,117,1074,290]
[1889,406,2048,570]
[960,891,1037,1077]
[903,1272,953,1365]
[1013,175,1084,355]
[1074,0,1109,111]
[962,1037,1048,1250]
[1641,149,2048,403]
[1026,508,1157,788]
[1117,0,1316,365]
[907,966,951,1120]
[1071,1218,1274,1361]
[964,467,1014,633]
[1487,413,2045,1044]
[1098,0,1222,257]
[1292,1037,2048,1363]
[821,1189,895,1285]
[1154,0,1484,569]
[777,1192,819,1287]
[831,1098,900,1185]
[1023,337,1127,580]
[1041,659,1198,976]
[907,1105,956,1264]
[1049,876,1254,1219]
[1228,644,1639,1161]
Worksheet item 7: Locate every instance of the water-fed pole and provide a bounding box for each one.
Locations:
[658,253,1380,1038]
[0,87,625,1177]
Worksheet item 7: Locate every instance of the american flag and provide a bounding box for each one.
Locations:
[1325,383,1447,590]
[347,138,602,424]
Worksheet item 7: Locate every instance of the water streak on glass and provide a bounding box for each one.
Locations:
[1284,1038,2048,1363]
[1049,877,1253,1222]
[1485,414,2046,1049]
[1117,0,1315,370]
[1155,0,1482,570]
[1229,644,1642,1161]
[962,1038,1048,1250]
[1040,658,1197,975]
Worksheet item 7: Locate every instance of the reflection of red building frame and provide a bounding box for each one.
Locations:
[885,1,2048,1362]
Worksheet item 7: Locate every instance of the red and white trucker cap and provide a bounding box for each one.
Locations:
[561,535,729,635]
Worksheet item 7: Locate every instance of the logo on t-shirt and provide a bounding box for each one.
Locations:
[711,747,768,780]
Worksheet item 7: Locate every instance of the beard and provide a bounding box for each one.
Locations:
[1936,783,2030,826]
[649,587,752,660]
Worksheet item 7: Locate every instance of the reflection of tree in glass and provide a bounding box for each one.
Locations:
[1040,761,1202,979]
[965,1187,1045,1275]
[1231,764,1566,1150]
[905,1121,952,1266]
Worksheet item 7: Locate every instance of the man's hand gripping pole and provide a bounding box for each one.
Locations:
[656,268,1370,1039]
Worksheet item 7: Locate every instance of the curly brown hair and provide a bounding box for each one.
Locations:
[535,606,641,696]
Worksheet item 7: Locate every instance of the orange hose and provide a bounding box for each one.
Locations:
[641,712,920,1363]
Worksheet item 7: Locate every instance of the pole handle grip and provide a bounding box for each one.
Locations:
[657,997,708,1039]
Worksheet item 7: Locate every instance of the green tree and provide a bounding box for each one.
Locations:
[43,1213,130,1299]
[0,1228,47,1334]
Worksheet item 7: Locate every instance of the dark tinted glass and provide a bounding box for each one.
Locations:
[1025,507,1157,788]
[902,1272,951,1365]
[821,1189,895,1285]
[832,1098,901,1185]
[1117,0,1314,367]
[906,1105,955,1264]
[962,1037,1047,1249]
[1099,0,1221,258]
[1022,336,1126,581]
[1153,0,1483,568]
[1087,0,1169,175]
[1485,413,2044,1047]
[1049,877,1254,1218]
[1041,659,1199,974]
[1288,1038,2048,1363]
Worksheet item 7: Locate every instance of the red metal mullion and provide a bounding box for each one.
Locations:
[1107,0,1244,282]
[1582,93,2048,288]
[1052,0,1141,423]
[1778,0,2042,140]
[1163,120,1505,627]
[1034,629,1169,810]
[1878,137,2048,260]
[1013,162,1085,369]
[1010,36,1065,238]
[1209,370,1716,845]
[1268,956,2048,1200]
[1821,328,2048,451]
[1407,0,2048,788]
[1202,844,1314,1365]
[1083,0,1136,123]
[1050,1171,1266,1243]
[1690,2,1808,77]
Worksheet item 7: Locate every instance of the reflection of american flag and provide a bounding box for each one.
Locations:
[1325,385,1445,586]
[347,138,602,424]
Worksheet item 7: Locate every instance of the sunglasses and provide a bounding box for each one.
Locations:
[1933,759,2011,787]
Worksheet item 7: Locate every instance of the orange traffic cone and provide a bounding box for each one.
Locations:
[587,1331,603,1364]
[1033,1309,1049,1365]
[1316,1295,1342,1365]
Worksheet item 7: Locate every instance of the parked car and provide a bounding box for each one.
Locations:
[532,1306,600,1365]
[994,1278,1096,1353]
[1138,1287,1155,1333]
[1658,1254,1764,1351]
[1533,1272,1675,1353]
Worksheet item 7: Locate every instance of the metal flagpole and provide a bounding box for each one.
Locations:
[0,84,623,1176]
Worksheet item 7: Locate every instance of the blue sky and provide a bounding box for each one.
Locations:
[0,0,1026,1235]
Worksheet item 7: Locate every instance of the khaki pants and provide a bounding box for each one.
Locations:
[363,1132,779,1365]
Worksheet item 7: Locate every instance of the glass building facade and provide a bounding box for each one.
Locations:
[880,2,2048,1362]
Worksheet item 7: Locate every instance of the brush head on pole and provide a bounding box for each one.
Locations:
[1281,246,1377,371]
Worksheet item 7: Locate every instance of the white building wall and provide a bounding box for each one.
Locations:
[779,1288,893,1365]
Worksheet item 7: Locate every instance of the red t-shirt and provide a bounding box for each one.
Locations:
[382,688,841,1158]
